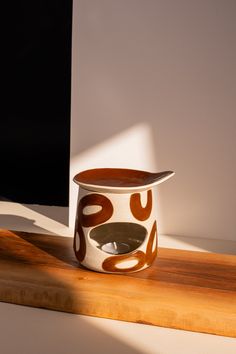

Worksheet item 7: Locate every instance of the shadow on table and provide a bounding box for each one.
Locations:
[0,216,149,354]
[23,204,69,226]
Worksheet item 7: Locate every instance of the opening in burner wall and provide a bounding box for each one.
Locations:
[89,222,147,254]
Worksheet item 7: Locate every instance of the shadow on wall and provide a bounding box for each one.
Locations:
[0,196,69,229]
[24,204,69,226]
[0,202,70,236]
[0,215,57,235]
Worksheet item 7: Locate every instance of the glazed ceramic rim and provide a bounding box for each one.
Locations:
[73,168,175,193]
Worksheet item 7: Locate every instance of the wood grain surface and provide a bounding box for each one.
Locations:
[0,229,236,337]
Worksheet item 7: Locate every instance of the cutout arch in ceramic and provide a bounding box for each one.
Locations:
[73,168,174,274]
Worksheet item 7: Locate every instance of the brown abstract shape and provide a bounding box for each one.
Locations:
[102,250,146,273]
[130,190,152,221]
[73,223,86,262]
[74,193,113,263]
[79,194,113,227]
[146,220,157,266]
[102,220,157,273]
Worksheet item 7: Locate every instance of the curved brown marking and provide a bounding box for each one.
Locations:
[146,220,157,266]
[79,194,113,227]
[102,220,158,272]
[73,223,86,262]
[74,194,113,263]
[130,190,152,221]
[102,250,146,273]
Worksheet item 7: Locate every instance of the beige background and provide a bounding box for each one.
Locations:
[70,0,236,241]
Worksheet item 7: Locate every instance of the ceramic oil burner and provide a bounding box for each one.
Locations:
[73,168,174,274]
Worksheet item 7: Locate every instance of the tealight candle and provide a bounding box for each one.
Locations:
[101,242,130,255]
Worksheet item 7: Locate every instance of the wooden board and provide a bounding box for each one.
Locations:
[0,229,236,337]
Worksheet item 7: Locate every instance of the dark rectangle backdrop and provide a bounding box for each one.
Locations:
[1,1,73,206]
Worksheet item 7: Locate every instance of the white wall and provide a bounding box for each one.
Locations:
[70,0,236,241]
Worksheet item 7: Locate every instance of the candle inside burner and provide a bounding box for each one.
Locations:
[101,241,130,255]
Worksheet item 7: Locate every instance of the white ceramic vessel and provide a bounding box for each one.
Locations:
[73,168,174,274]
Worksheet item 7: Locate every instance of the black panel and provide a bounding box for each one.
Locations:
[1,1,72,205]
